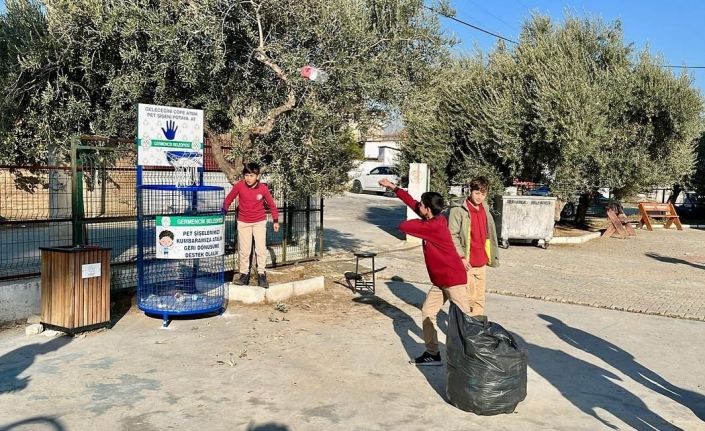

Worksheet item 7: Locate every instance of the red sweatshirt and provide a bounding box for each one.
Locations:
[394,188,467,288]
[468,201,489,267]
[223,181,279,223]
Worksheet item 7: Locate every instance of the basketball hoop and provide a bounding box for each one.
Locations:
[166,151,202,187]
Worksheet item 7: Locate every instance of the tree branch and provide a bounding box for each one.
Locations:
[205,126,240,184]
[209,1,297,184]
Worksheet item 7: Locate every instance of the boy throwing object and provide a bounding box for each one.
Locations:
[379,178,470,366]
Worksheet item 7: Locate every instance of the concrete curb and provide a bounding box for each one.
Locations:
[548,223,703,246]
[0,277,40,323]
[549,231,601,245]
[648,224,705,229]
[228,276,325,305]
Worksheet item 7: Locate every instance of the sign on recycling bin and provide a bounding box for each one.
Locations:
[156,215,225,259]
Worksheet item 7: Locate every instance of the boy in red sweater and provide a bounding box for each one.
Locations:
[223,163,280,288]
[379,178,470,366]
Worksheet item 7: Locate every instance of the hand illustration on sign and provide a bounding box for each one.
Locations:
[161,120,178,140]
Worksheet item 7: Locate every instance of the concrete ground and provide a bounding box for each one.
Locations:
[326,193,705,321]
[1,193,704,430]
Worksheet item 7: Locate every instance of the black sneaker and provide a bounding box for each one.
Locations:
[410,351,442,366]
[257,273,269,288]
[234,273,250,285]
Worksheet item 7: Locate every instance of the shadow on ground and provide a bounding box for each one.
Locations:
[0,337,72,394]
[363,206,407,241]
[352,281,448,401]
[386,281,448,334]
[645,252,705,270]
[539,314,705,423]
[323,227,365,253]
[0,416,66,431]
[514,315,694,430]
[246,422,290,431]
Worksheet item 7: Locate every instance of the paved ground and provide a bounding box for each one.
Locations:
[1,193,704,430]
[326,193,705,321]
[1,279,704,431]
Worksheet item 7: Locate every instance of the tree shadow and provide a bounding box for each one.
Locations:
[0,337,72,394]
[363,206,407,240]
[0,416,66,431]
[323,227,365,253]
[539,314,705,422]
[386,281,448,335]
[645,252,705,270]
[352,288,447,400]
[245,422,289,431]
[513,330,682,430]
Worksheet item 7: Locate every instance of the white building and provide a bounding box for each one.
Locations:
[348,121,404,181]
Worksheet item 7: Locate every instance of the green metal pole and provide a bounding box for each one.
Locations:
[71,139,85,246]
[318,197,324,257]
[281,199,287,264]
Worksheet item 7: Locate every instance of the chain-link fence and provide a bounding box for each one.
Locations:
[0,136,324,288]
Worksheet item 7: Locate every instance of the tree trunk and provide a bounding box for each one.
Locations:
[554,198,566,221]
[574,191,594,226]
[205,128,240,184]
[667,183,682,205]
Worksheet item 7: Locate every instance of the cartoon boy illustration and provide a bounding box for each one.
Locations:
[159,230,175,257]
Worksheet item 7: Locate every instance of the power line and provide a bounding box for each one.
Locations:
[423,5,705,70]
[421,5,518,45]
[665,65,705,69]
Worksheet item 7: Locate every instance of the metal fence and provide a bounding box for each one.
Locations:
[0,136,324,288]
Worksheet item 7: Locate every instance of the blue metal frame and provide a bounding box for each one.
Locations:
[136,145,225,327]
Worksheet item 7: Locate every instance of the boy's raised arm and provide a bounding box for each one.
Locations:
[378,179,420,216]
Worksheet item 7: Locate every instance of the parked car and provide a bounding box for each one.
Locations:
[351,165,399,195]
[675,193,705,219]
[527,185,551,197]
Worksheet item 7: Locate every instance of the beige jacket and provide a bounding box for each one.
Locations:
[447,199,499,268]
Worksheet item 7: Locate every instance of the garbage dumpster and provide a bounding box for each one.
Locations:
[494,196,556,249]
[40,245,111,334]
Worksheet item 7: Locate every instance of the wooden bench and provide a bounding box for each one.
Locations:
[602,208,636,239]
[638,202,683,231]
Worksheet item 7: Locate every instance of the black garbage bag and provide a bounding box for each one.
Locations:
[446,303,528,415]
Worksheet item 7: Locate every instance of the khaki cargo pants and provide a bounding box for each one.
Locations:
[421,285,470,355]
[467,265,487,316]
[237,220,268,275]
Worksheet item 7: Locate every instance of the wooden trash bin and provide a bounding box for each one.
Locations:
[40,246,111,334]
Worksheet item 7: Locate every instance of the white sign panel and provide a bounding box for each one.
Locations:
[137,103,204,166]
[156,215,225,259]
[81,263,102,279]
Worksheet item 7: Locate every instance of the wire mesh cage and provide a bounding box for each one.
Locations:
[137,184,225,326]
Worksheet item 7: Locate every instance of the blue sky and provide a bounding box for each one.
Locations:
[438,0,705,92]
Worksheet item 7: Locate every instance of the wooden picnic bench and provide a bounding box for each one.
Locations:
[638,202,683,231]
[602,208,636,239]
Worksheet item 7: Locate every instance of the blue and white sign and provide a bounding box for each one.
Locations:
[137,103,204,166]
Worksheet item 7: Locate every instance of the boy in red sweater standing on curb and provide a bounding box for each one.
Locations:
[223,163,280,288]
[379,178,470,366]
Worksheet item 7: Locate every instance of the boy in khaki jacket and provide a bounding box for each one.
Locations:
[447,176,499,316]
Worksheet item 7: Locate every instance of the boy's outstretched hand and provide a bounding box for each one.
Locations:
[378,178,396,190]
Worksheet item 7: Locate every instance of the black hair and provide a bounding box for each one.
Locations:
[159,230,174,240]
[420,192,444,216]
[242,162,261,175]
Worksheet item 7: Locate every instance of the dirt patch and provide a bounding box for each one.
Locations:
[554,224,594,237]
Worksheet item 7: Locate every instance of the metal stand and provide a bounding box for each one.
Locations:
[345,251,377,294]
